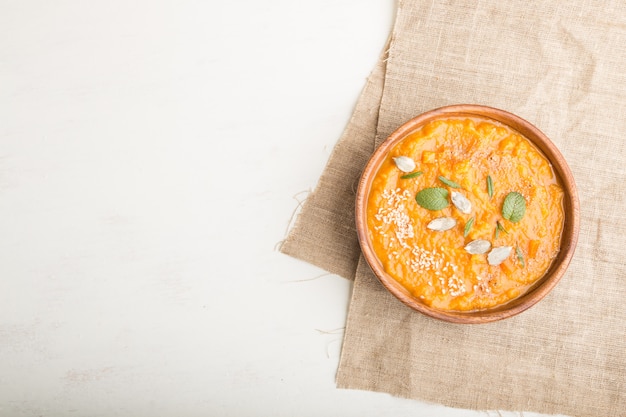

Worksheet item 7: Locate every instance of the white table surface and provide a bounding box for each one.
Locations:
[0,1,561,416]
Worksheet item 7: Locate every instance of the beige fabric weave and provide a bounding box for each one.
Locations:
[282,1,626,415]
[280,39,388,280]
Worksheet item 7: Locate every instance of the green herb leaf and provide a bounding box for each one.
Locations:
[487,175,494,199]
[495,221,508,239]
[438,176,462,189]
[400,171,423,179]
[415,187,450,211]
[464,216,475,237]
[516,245,525,268]
[502,191,527,223]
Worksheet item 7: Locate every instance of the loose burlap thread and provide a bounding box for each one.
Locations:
[281,1,626,416]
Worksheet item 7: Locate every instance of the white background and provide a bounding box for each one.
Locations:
[0,1,562,416]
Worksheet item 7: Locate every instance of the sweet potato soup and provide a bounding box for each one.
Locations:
[367,117,564,311]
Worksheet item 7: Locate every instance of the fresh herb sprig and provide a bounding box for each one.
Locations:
[502,192,526,223]
[415,187,449,211]
[516,245,525,268]
[487,175,494,199]
[495,221,508,239]
[400,171,423,179]
[438,176,462,189]
[464,217,475,237]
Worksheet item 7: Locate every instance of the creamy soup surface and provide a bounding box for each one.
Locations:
[367,117,564,311]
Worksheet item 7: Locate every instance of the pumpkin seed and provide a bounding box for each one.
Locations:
[392,156,416,173]
[487,246,512,266]
[464,239,492,254]
[451,191,472,214]
[427,217,457,231]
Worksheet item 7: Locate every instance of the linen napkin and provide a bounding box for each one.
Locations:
[282,1,626,415]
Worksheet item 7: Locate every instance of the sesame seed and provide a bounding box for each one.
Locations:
[375,188,414,247]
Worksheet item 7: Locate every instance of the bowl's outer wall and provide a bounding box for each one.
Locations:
[355,105,580,324]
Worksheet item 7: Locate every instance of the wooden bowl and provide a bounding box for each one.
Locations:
[355,104,580,324]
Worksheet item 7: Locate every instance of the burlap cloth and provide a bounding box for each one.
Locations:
[281,1,626,415]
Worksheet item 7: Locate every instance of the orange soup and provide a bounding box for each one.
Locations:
[366,117,564,311]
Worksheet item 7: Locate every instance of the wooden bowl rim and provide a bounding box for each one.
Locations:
[355,104,580,324]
